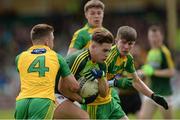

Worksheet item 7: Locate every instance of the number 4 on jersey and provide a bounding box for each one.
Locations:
[28,56,49,77]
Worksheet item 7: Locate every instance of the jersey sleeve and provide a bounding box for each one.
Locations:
[125,54,136,73]
[99,62,108,75]
[105,46,117,74]
[69,30,86,49]
[65,52,77,73]
[107,62,114,74]
[15,54,21,72]
[66,50,89,76]
[57,54,71,77]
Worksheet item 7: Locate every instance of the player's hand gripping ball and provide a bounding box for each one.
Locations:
[78,76,98,98]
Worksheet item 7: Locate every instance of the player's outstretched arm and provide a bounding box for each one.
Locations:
[151,93,168,109]
[59,74,82,102]
[140,64,175,77]
[132,72,169,110]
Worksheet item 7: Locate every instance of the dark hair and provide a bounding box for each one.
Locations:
[31,24,54,41]
[148,25,164,35]
[84,0,104,12]
[92,28,114,44]
[116,26,137,42]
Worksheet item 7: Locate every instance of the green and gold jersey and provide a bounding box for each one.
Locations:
[69,23,107,50]
[15,45,71,101]
[147,45,174,96]
[106,45,135,80]
[66,49,111,105]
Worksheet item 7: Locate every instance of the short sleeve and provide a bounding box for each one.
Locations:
[57,54,71,77]
[15,54,21,72]
[69,30,86,49]
[125,54,136,73]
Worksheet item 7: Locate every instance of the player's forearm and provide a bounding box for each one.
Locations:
[60,75,80,92]
[60,86,83,103]
[98,78,109,98]
[132,75,153,98]
[154,68,175,78]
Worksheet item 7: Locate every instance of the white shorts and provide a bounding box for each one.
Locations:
[55,93,81,107]
[55,93,68,105]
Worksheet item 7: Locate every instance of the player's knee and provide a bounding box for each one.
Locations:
[78,110,89,119]
[120,115,128,120]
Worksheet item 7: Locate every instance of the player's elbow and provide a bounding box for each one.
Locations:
[169,69,176,77]
[70,85,80,92]
[58,85,63,94]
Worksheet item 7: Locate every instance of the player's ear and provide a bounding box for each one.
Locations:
[91,42,97,49]
[44,39,49,46]
[115,38,118,44]
[85,11,88,19]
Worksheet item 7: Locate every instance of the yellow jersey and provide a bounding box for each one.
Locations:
[15,45,71,101]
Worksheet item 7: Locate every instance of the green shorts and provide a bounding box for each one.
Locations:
[15,98,54,119]
[111,88,121,104]
[81,97,125,119]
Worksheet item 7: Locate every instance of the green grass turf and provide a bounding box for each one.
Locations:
[0,109,180,119]
[0,109,14,119]
[128,108,180,119]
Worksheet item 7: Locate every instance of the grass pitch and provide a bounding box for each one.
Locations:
[1,108,180,119]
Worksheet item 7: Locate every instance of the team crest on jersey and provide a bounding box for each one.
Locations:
[115,56,127,66]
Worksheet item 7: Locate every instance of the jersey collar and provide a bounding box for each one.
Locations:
[29,45,51,51]
[86,23,102,29]
[86,23,94,28]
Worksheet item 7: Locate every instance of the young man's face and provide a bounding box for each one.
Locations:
[148,30,163,47]
[85,7,104,28]
[116,39,135,56]
[91,42,112,63]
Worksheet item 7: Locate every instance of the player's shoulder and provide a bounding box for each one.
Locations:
[111,45,118,51]
[15,52,24,64]
[161,45,171,55]
[16,50,29,59]
[109,45,119,56]
[55,52,65,61]
[74,24,90,36]
[126,53,134,60]
[105,45,118,66]
[66,49,89,61]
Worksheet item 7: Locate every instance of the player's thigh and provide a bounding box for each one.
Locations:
[28,98,54,119]
[14,98,30,119]
[82,98,126,119]
[139,96,157,119]
[54,99,89,119]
